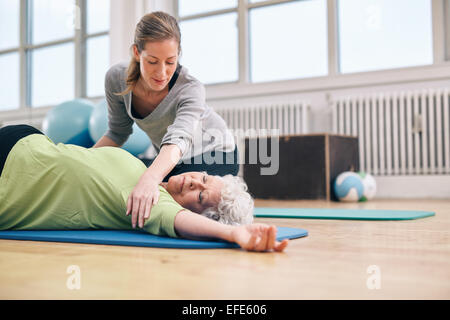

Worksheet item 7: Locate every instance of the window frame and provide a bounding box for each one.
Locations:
[0,0,109,115]
[174,0,450,101]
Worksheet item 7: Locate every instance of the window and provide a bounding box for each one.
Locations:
[180,13,238,84]
[32,0,75,45]
[178,1,239,84]
[0,52,20,111]
[0,0,20,111]
[178,0,328,85]
[249,0,327,82]
[86,0,110,97]
[31,43,75,106]
[86,35,110,97]
[0,0,110,111]
[178,0,237,17]
[0,0,20,50]
[337,0,433,73]
[87,0,109,34]
[177,0,439,87]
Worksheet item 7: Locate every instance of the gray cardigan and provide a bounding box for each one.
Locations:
[104,62,235,160]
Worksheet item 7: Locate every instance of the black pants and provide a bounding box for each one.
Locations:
[0,124,44,176]
[141,146,240,182]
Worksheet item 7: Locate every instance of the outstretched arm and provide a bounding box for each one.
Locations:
[174,210,288,252]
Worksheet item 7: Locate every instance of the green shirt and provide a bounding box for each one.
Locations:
[0,134,183,238]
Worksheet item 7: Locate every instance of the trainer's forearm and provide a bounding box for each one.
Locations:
[92,135,120,148]
[174,210,234,242]
[142,144,182,183]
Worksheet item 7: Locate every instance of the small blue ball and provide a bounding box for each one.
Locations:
[334,172,364,202]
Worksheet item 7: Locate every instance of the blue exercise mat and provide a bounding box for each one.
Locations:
[0,226,307,249]
[254,207,435,220]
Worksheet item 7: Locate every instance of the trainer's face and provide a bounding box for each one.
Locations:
[165,172,223,213]
[133,39,179,92]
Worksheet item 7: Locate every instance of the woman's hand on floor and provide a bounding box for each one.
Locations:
[231,223,288,252]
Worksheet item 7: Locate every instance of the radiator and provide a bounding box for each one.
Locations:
[213,101,310,137]
[331,88,450,176]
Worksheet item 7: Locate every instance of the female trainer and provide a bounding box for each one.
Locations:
[92,12,238,228]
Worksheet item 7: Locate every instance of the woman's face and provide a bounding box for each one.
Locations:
[165,172,223,213]
[133,39,179,92]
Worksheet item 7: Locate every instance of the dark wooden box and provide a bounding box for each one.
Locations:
[243,134,359,201]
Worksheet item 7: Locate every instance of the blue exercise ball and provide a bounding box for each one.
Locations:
[89,99,151,156]
[42,99,95,147]
[333,171,364,202]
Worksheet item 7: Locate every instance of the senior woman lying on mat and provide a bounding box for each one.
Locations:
[0,125,288,252]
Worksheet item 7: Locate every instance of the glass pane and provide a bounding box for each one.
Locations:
[178,0,237,17]
[250,0,328,82]
[31,43,74,107]
[87,0,110,34]
[338,0,433,73]
[0,0,20,50]
[0,52,20,111]
[180,13,238,84]
[32,0,76,45]
[86,35,110,97]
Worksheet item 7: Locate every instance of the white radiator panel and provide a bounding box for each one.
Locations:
[332,88,450,176]
[213,101,310,137]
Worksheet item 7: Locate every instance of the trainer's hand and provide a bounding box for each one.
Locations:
[126,175,160,229]
[231,224,288,252]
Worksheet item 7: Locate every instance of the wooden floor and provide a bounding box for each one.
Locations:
[0,199,449,299]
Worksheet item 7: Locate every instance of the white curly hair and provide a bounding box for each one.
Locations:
[200,174,254,226]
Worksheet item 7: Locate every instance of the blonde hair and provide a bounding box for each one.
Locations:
[115,11,181,96]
